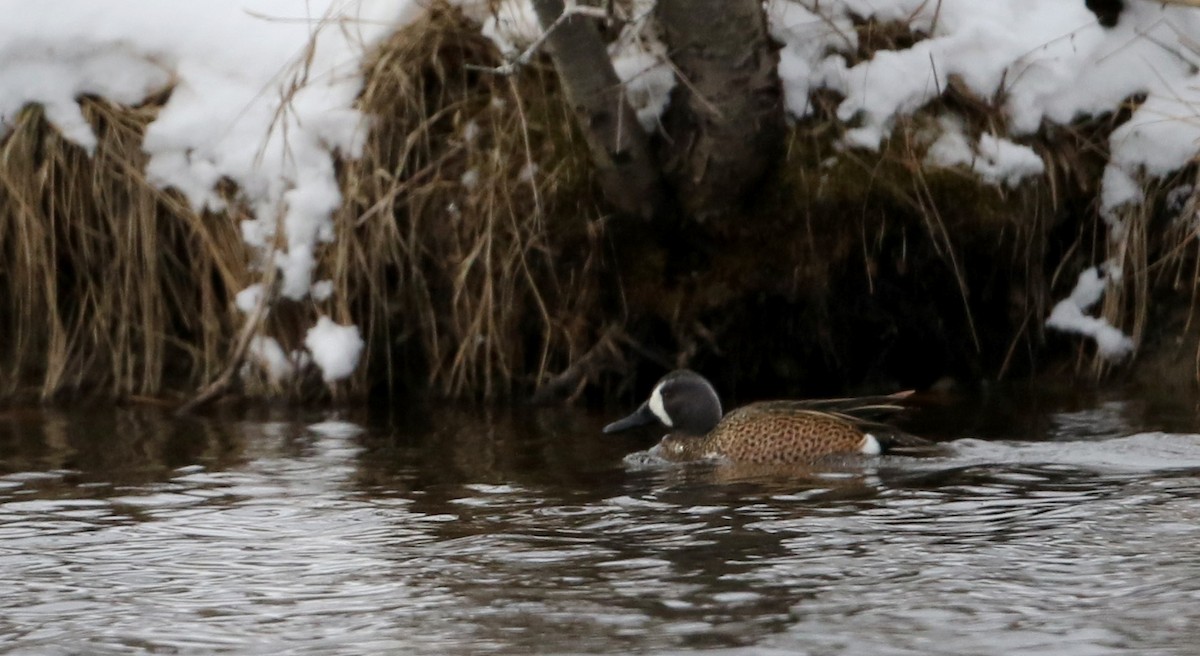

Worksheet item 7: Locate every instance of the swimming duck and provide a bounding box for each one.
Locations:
[603,369,926,465]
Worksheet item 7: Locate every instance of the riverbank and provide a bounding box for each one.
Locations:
[3,2,1200,405]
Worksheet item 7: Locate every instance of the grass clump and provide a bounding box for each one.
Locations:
[330,5,611,400]
[0,97,247,402]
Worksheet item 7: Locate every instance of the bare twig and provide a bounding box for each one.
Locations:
[529,325,624,404]
[176,203,283,415]
[173,287,271,415]
[466,1,608,76]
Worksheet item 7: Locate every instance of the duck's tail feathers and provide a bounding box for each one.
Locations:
[757,390,915,421]
[873,429,939,455]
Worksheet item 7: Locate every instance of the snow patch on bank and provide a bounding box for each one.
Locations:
[305,317,365,383]
[768,0,1200,215]
[1045,266,1134,359]
[925,118,1044,187]
[249,336,296,383]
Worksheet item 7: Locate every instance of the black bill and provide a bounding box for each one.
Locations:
[602,401,658,434]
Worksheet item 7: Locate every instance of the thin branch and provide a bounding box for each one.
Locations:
[174,287,270,415]
[176,206,284,415]
[466,2,609,76]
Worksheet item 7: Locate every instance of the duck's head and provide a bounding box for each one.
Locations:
[603,369,723,437]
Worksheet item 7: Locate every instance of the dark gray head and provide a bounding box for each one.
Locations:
[603,369,723,437]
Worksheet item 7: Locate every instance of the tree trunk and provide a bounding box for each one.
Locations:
[531,0,664,219]
[655,0,784,220]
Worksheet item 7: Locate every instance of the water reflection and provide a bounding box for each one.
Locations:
[2,388,1200,654]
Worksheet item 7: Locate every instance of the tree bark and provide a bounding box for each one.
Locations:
[655,0,785,220]
[531,0,664,219]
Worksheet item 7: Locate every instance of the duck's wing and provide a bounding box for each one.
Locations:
[747,391,914,422]
[742,394,935,452]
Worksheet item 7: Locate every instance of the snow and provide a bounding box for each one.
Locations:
[463,120,482,143]
[479,0,675,133]
[925,118,1045,187]
[768,1,855,118]
[823,1,1104,147]
[767,0,1200,216]
[1,1,417,299]
[763,0,1200,354]
[311,280,336,302]
[1045,266,1134,359]
[248,336,296,383]
[973,134,1046,188]
[235,283,267,315]
[304,316,365,383]
[474,0,540,58]
[1101,165,1144,220]
[611,49,675,133]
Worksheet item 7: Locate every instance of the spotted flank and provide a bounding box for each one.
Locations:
[604,369,927,466]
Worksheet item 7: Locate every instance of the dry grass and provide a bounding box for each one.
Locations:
[0,97,248,402]
[1102,166,1200,380]
[329,5,609,399]
[0,4,613,404]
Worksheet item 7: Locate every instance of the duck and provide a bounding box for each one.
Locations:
[603,369,927,465]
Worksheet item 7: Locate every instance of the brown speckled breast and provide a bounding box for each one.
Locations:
[657,404,869,465]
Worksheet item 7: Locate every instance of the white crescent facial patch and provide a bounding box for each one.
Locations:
[648,383,673,427]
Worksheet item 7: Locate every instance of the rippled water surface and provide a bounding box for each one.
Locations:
[5,386,1200,654]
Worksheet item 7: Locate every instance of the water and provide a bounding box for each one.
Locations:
[3,386,1200,654]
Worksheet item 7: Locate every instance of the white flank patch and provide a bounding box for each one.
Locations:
[648,384,673,427]
[861,433,882,455]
